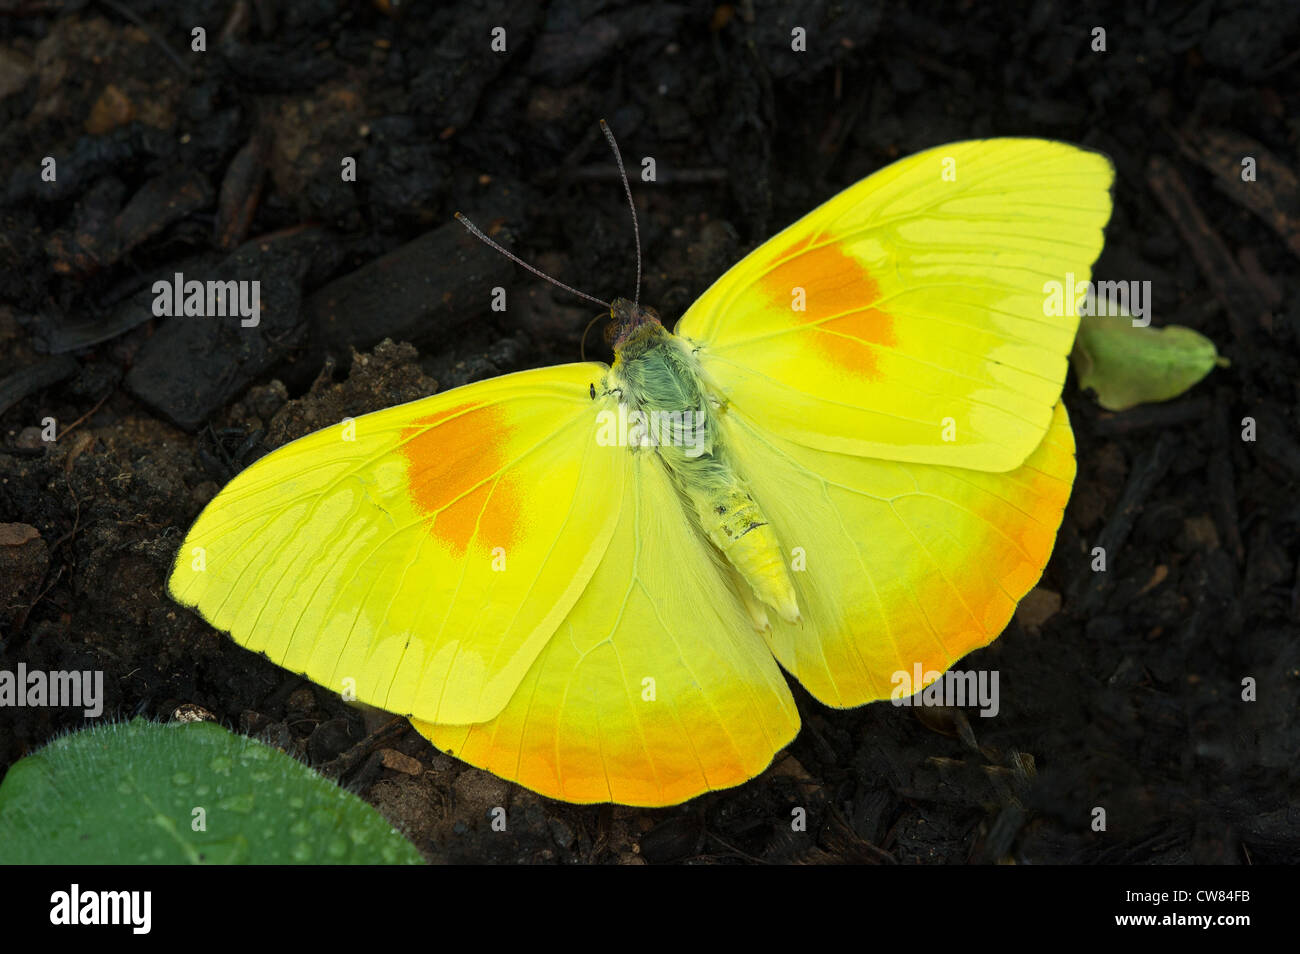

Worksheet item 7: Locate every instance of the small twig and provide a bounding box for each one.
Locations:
[704,830,771,865]
[1146,154,1262,345]
[1072,431,1177,613]
[58,390,112,441]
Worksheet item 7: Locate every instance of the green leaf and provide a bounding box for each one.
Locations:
[1072,314,1228,411]
[0,718,423,864]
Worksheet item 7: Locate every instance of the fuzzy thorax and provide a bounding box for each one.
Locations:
[609,306,801,626]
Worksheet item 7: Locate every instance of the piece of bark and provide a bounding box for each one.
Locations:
[215,132,271,250]
[1208,393,1244,563]
[1178,127,1300,262]
[1146,155,1267,346]
[1072,431,1178,614]
[0,354,78,418]
[1093,395,1212,436]
[122,234,321,430]
[304,219,512,357]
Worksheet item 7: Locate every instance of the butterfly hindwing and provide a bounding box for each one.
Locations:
[720,399,1076,707]
[676,138,1113,472]
[413,448,800,806]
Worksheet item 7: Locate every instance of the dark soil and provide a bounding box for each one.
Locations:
[1,1,1297,864]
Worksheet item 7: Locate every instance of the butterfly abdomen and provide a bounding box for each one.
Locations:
[611,325,801,625]
[695,486,800,625]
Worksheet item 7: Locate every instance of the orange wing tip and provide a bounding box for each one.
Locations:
[410,719,797,807]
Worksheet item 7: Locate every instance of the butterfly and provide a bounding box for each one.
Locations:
[169,135,1113,806]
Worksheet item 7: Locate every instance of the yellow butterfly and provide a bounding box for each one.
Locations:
[170,136,1113,806]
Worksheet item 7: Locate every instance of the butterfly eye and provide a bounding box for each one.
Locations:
[589,383,596,400]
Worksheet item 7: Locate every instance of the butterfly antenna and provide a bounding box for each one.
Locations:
[454,212,611,309]
[599,119,642,307]
[579,310,606,362]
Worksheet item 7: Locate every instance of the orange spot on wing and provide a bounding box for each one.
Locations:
[399,403,522,557]
[760,236,896,376]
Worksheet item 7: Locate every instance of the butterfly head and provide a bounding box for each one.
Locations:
[607,297,663,354]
